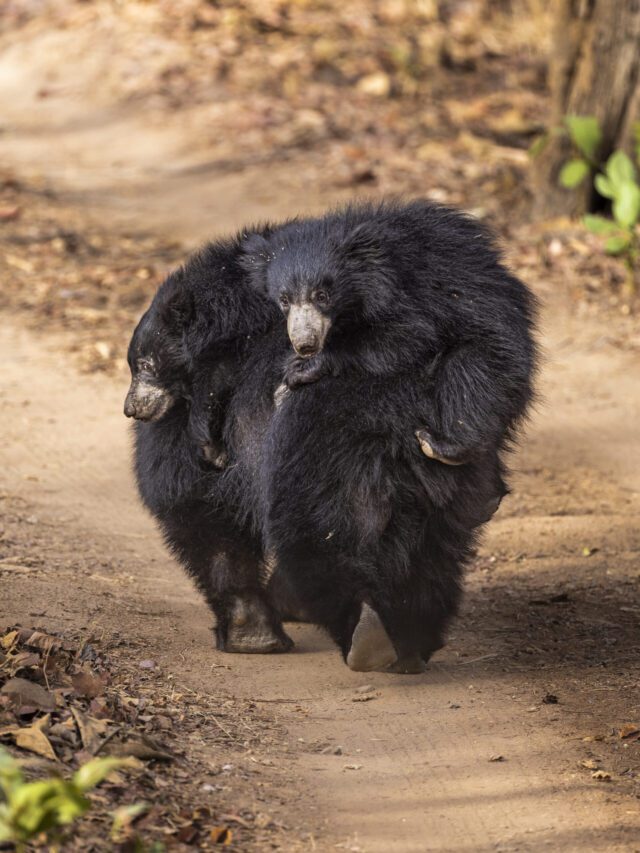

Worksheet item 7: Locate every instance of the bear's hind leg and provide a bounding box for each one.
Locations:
[215,592,294,654]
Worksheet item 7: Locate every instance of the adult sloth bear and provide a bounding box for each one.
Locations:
[125,233,297,654]
[242,200,538,672]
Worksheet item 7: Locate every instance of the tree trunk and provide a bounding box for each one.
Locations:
[531,0,640,219]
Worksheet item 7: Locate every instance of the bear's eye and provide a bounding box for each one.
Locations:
[137,357,154,373]
[279,294,290,310]
[314,290,329,306]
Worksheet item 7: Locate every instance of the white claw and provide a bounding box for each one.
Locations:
[346,602,397,672]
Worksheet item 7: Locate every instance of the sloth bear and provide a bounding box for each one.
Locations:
[242,200,538,671]
[125,233,297,654]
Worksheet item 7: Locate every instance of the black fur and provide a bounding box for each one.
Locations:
[242,200,538,662]
[127,233,294,652]
[127,200,537,670]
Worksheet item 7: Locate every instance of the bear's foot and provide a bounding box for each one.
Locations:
[346,602,397,672]
[386,653,428,674]
[219,597,294,654]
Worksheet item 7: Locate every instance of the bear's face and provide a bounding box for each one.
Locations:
[242,221,396,358]
[271,275,334,359]
[124,272,193,422]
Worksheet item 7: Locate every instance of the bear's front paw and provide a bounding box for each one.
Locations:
[284,355,325,389]
[415,429,470,466]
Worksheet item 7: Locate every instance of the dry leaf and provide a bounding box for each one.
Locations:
[107,734,173,762]
[210,826,232,844]
[70,706,110,753]
[591,770,611,781]
[0,715,58,761]
[1,630,18,650]
[71,669,108,699]
[19,630,66,652]
[1,677,56,711]
[580,759,599,770]
[618,724,640,740]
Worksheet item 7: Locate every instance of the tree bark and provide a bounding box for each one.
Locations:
[531,0,640,219]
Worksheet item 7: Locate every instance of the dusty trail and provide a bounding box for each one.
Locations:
[2,305,640,851]
[2,22,640,849]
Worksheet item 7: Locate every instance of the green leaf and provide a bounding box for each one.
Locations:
[633,121,640,164]
[559,158,589,188]
[0,748,23,797]
[528,133,549,160]
[605,234,631,255]
[606,150,636,188]
[73,757,124,793]
[594,173,615,199]
[612,181,640,228]
[583,214,619,235]
[565,115,602,159]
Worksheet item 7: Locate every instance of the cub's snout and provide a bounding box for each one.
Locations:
[287,303,331,358]
[124,379,174,422]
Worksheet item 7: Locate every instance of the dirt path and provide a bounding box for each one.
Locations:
[2,19,640,849]
[2,294,640,851]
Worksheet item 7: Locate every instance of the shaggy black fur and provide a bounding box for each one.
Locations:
[242,200,538,662]
[127,200,537,670]
[127,233,294,652]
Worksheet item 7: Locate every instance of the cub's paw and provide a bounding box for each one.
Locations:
[283,355,325,389]
[201,443,228,470]
[415,429,471,466]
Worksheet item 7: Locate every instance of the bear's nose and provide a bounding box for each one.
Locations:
[296,342,319,358]
[124,394,137,418]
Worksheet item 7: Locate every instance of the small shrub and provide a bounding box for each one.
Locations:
[557,115,640,289]
[0,747,125,850]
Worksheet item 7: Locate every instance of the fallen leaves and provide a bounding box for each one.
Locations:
[1,677,56,712]
[71,669,109,700]
[618,724,640,740]
[0,715,58,761]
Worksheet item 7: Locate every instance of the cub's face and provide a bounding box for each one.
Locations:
[242,218,394,359]
[124,295,191,422]
[275,279,333,358]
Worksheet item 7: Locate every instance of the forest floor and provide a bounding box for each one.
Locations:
[1,3,640,851]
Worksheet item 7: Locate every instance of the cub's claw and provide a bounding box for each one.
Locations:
[273,382,291,409]
[415,429,469,466]
[284,355,326,389]
[201,443,228,469]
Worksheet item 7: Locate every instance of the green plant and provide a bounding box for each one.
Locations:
[0,747,125,850]
[558,115,640,288]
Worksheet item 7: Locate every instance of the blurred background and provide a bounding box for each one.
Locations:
[0,0,638,370]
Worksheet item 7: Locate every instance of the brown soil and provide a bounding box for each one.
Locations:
[1,5,640,850]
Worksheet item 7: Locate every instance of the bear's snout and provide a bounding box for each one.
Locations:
[124,380,175,422]
[287,303,331,358]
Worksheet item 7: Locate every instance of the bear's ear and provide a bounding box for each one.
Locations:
[336,222,394,316]
[239,232,272,292]
[161,276,195,330]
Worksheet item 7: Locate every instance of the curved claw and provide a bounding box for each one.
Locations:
[415,429,467,466]
[346,602,397,672]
